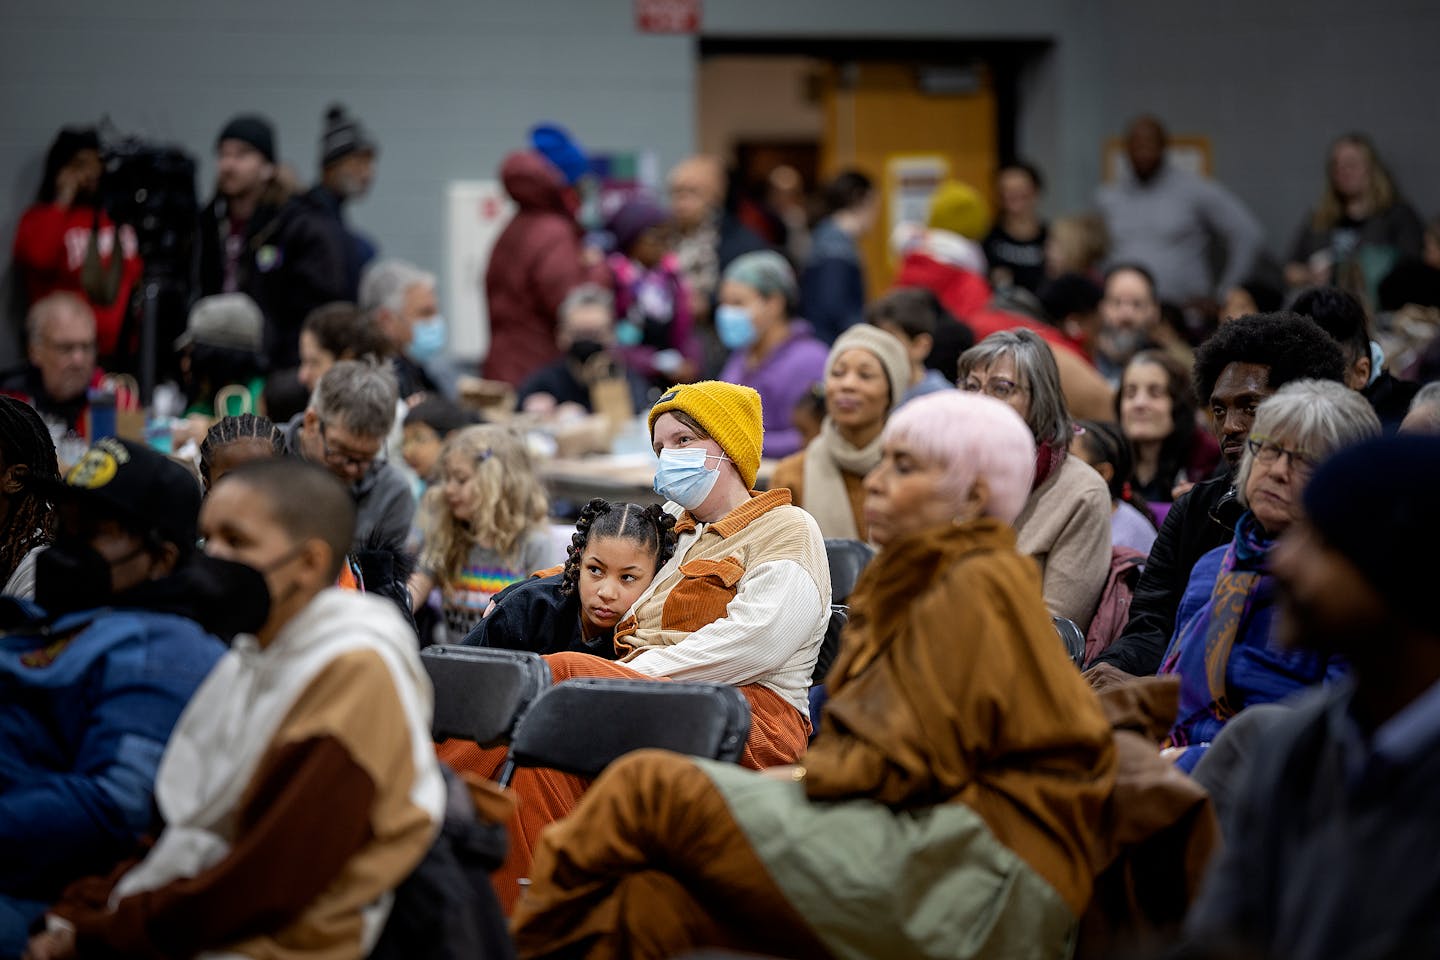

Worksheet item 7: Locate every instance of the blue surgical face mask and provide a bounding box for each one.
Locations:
[410,314,447,362]
[653,447,728,511]
[714,304,756,351]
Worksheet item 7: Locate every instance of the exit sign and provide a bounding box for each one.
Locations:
[636,0,700,33]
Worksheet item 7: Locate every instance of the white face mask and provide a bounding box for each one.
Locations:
[653,447,729,511]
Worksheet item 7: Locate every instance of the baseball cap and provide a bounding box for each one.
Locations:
[175,293,265,353]
[51,438,201,551]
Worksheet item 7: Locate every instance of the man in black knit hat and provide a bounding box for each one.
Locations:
[305,103,380,299]
[197,113,347,371]
[1184,434,1440,960]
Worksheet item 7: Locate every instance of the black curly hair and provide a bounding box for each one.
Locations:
[0,397,60,585]
[1192,311,1347,408]
[559,498,678,599]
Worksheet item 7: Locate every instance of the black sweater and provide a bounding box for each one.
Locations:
[1094,474,1242,676]
[461,573,617,659]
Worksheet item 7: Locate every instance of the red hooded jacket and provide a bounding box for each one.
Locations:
[482,151,606,386]
[895,250,1087,360]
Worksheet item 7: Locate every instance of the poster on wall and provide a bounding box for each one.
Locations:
[1103,136,1212,181]
[446,180,515,362]
[885,154,950,262]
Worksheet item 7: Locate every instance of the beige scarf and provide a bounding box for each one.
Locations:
[802,417,882,539]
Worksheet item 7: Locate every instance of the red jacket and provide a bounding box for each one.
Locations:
[482,152,606,386]
[12,204,144,357]
[894,250,1087,360]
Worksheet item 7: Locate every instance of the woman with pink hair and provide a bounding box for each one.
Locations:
[511,390,1119,960]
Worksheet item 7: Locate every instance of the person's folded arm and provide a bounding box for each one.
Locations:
[625,559,825,685]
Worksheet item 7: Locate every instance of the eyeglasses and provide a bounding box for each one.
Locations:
[318,420,385,472]
[960,377,1026,401]
[42,337,97,357]
[1245,437,1317,475]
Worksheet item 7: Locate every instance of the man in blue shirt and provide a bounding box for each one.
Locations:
[0,439,235,953]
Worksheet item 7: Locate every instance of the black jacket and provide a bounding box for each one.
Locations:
[516,357,653,415]
[462,573,618,659]
[302,184,377,301]
[198,191,348,369]
[1094,474,1242,676]
[1364,370,1420,434]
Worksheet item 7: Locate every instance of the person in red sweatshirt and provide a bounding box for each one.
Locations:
[11,127,143,360]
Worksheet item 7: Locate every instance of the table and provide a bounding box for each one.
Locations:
[541,455,664,507]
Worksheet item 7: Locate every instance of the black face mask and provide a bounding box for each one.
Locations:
[34,535,139,616]
[568,339,607,366]
[183,554,273,641]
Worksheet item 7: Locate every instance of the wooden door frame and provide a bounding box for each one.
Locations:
[697,37,1053,166]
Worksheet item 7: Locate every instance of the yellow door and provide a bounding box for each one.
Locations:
[822,62,998,292]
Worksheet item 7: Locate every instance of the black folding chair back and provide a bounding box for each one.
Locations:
[500,678,751,785]
[810,604,849,686]
[1052,616,1086,667]
[824,538,876,605]
[421,646,551,746]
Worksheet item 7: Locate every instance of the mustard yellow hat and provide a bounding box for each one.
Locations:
[648,381,764,488]
[927,180,990,241]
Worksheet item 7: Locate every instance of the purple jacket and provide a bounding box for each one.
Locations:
[719,321,828,459]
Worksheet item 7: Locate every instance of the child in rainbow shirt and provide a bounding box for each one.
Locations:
[407,424,560,645]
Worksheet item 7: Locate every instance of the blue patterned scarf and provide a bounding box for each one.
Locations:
[1161,511,1272,744]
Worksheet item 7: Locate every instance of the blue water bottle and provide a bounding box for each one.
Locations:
[86,388,117,442]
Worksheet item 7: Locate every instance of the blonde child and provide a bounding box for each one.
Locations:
[408,424,560,645]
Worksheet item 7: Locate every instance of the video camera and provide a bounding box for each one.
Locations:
[96,127,200,396]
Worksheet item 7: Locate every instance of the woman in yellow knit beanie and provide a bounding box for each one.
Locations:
[437,377,832,908]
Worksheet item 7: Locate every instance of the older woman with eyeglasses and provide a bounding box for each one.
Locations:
[1158,379,1380,772]
[958,329,1111,631]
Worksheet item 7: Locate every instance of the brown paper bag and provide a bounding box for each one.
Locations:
[589,375,634,435]
[106,374,146,441]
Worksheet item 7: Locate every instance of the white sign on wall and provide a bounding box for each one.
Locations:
[446,180,515,362]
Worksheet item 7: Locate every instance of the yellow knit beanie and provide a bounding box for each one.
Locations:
[648,381,764,488]
[927,180,990,241]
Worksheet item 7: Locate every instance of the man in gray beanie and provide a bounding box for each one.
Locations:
[305,103,379,299]
[1183,433,1440,960]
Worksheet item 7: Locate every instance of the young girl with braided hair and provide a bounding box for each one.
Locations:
[198,413,286,491]
[0,396,61,598]
[465,498,678,656]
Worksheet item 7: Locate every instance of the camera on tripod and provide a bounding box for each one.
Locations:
[97,127,200,398]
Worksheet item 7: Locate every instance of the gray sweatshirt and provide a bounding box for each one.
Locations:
[1097,162,1264,303]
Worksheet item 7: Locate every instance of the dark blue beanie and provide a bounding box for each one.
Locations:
[1303,434,1440,626]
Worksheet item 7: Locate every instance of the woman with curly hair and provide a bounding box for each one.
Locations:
[464,498,678,656]
[407,424,561,645]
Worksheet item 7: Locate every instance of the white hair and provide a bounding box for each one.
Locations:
[1235,379,1381,508]
[358,259,434,315]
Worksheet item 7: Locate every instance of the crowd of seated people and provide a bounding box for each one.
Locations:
[7,98,1440,960]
